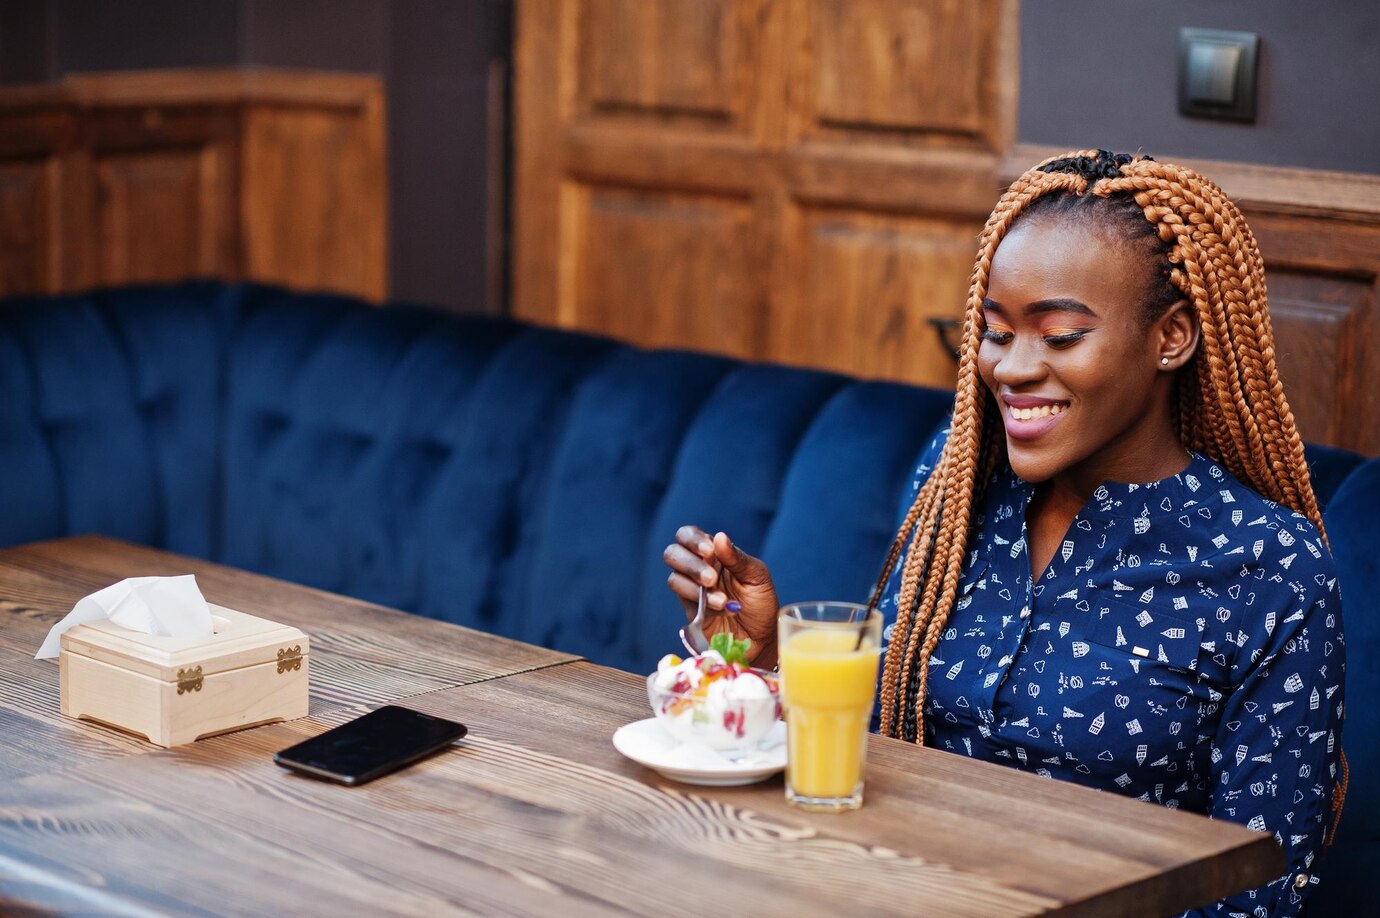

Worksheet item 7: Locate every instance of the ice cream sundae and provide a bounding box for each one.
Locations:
[647,633,782,753]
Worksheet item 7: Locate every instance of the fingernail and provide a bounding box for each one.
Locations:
[700,568,717,585]
[699,541,713,556]
[725,600,742,613]
[708,591,727,609]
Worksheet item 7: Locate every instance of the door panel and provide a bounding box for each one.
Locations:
[770,206,976,387]
[94,147,226,286]
[1266,272,1372,453]
[809,0,990,141]
[581,0,740,122]
[0,159,56,296]
[567,184,759,356]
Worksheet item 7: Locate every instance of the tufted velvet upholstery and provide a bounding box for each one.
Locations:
[1,282,1375,914]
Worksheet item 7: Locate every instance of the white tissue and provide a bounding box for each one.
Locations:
[35,575,214,659]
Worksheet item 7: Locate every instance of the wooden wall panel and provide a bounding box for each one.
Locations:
[93,147,229,286]
[567,185,758,356]
[771,207,976,387]
[0,70,387,302]
[1266,274,1366,449]
[810,0,987,139]
[243,103,387,301]
[0,160,56,296]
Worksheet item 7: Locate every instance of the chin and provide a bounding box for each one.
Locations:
[1004,443,1064,484]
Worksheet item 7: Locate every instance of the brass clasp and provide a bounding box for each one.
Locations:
[176,665,204,695]
[276,645,303,674]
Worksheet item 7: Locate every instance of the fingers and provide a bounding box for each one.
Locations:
[666,527,753,614]
[662,543,720,587]
[676,525,715,559]
[666,572,731,611]
[666,571,701,605]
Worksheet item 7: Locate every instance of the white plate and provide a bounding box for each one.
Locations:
[612,717,786,786]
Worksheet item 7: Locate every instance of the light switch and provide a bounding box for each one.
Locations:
[1178,28,1259,122]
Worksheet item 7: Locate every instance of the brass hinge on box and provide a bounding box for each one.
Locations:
[176,666,204,694]
[277,645,303,674]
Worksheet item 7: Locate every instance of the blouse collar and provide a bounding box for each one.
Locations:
[1003,451,1227,520]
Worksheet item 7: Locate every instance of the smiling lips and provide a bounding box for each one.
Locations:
[1001,396,1070,440]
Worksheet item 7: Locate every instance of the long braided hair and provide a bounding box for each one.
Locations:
[873,149,1327,738]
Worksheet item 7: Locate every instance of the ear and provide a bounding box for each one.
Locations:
[1155,299,1198,370]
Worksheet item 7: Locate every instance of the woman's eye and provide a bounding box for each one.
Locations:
[980,328,1013,345]
[1043,331,1088,349]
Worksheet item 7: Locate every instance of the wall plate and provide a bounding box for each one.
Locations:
[1178,28,1259,122]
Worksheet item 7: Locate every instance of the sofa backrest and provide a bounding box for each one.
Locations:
[211,286,953,671]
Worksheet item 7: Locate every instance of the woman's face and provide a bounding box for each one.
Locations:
[977,215,1191,492]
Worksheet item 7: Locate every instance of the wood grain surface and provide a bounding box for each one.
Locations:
[0,538,1282,916]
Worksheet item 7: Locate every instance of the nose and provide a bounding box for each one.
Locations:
[990,335,1047,388]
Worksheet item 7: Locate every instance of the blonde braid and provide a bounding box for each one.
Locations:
[874,169,1085,736]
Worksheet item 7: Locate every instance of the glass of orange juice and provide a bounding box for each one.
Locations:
[778,601,882,811]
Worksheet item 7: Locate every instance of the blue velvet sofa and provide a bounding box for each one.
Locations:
[1,282,1374,913]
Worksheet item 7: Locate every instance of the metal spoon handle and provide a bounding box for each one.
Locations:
[680,584,709,655]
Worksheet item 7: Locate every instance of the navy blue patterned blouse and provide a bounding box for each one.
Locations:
[877,430,1345,918]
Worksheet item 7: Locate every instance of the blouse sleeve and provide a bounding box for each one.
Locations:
[1178,573,1345,918]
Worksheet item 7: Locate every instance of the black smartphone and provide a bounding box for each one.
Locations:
[273,705,468,786]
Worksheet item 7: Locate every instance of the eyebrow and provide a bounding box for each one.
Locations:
[982,296,1098,318]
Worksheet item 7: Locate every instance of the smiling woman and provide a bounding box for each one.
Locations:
[662,150,1346,918]
[870,151,1344,918]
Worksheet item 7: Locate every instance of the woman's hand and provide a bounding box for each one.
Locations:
[663,526,779,668]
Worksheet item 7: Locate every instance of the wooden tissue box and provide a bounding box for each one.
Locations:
[59,604,310,748]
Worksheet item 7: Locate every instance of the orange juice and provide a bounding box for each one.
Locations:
[779,628,880,806]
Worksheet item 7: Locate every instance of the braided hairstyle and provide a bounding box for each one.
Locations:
[872,150,1327,743]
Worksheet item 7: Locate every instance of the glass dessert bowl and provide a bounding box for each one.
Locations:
[647,635,782,756]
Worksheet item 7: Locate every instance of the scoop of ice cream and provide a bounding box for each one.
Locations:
[722,669,772,702]
[651,650,724,693]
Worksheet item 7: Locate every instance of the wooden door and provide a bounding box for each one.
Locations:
[514,0,1018,389]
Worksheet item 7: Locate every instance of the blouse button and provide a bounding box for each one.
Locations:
[1293,873,1310,889]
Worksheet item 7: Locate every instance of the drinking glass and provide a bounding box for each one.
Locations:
[777,601,882,811]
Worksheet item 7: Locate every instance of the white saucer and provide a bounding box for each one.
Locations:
[612,718,786,786]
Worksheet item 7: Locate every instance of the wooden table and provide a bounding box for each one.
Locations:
[0,537,1282,917]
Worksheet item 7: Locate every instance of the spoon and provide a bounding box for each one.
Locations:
[680,585,710,656]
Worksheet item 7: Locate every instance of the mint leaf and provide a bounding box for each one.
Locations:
[709,632,731,658]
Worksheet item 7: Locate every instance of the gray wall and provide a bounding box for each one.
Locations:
[0,0,509,315]
[1020,1,1380,175]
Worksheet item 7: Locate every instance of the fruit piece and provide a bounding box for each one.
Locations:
[657,653,682,671]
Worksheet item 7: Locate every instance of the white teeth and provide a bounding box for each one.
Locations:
[1009,403,1066,421]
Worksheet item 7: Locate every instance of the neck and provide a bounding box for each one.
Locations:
[1049,396,1188,502]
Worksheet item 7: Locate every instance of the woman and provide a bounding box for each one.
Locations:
[662,151,1345,917]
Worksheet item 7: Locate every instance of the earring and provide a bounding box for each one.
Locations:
[1161,356,1170,366]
